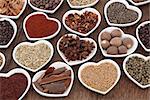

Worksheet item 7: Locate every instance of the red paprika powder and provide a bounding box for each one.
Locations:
[25,14,58,38]
[0,73,27,100]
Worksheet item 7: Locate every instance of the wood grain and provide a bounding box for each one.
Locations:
[0,0,150,100]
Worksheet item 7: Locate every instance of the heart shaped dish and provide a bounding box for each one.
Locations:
[0,52,5,71]
[98,27,138,57]
[0,68,31,100]
[0,18,17,48]
[28,0,64,14]
[32,61,74,97]
[78,59,121,95]
[62,8,101,36]
[23,12,61,41]
[67,0,100,9]
[57,34,97,66]
[136,21,150,52]
[13,40,54,72]
[123,53,150,88]
[104,0,142,27]
[128,0,150,6]
[0,0,27,19]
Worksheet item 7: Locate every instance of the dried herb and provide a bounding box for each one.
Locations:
[70,0,96,6]
[15,43,51,69]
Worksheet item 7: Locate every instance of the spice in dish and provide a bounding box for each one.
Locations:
[0,55,3,66]
[100,29,133,55]
[25,14,59,38]
[132,0,148,3]
[0,20,14,45]
[59,35,95,61]
[69,0,96,6]
[15,43,51,70]
[30,0,61,10]
[81,62,118,92]
[138,23,150,49]
[34,67,71,94]
[0,73,28,100]
[126,56,150,85]
[65,11,98,34]
[107,2,138,24]
[0,0,25,16]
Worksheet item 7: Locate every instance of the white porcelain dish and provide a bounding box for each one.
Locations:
[32,61,74,97]
[123,53,150,88]
[62,8,101,36]
[0,52,5,71]
[78,59,121,95]
[0,18,17,48]
[128,0,150,6]
[57,34,97,66]
[98,27,138,57]
[23,12,61,41]
[104,0,142,27]
[13,40,54,72]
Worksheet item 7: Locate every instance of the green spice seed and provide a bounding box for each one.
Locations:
[126,57,150,85]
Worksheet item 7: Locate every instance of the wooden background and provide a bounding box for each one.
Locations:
[0,0,150,100]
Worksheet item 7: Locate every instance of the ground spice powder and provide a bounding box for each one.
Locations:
[25,14,58,38]
[81,62,117,92]
[0,73,27,100]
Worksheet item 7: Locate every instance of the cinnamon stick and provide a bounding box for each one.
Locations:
[39,70,71,84]
[44,67,67,78]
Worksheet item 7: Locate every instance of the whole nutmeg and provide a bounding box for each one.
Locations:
[123,38,133,49]
[101,32,111,41]
[111,29,122,37]
[118,45,128,54]
[101,40,110,49]
[110,37,122,47]
[107,46,118,55]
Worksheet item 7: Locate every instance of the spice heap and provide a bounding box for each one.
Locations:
[69,0,96,6]
[138,23,150,49]
[0,20,14,45]
[100,29,133,55]
[0,73,27,100]
[0,55,3,66]
[30,0,61,10]
[132,0,148,3]
[25,14,59,38]
[0,0,24,16]
[65,11,98,34]
[81,62,118,92]
[15,43,51,70]
[59,35,95,61]
[126,56,150,85]
[34,67,71,94]
[107,2,138,24]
